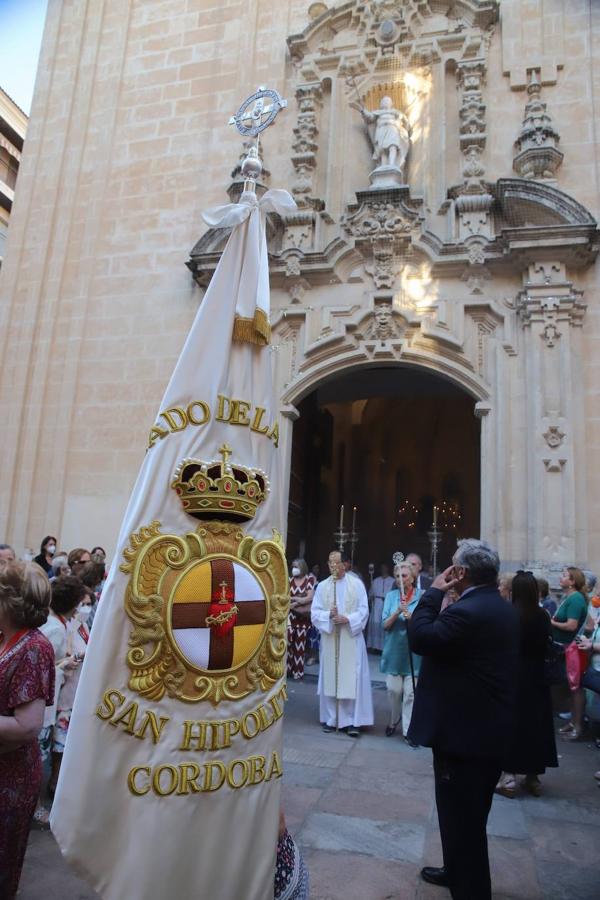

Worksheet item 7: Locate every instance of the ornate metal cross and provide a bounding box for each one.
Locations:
[228,87,287,192]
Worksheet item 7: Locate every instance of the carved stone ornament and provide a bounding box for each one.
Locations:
[516,283,586,349]
[342,186,423,243]
[543,457,566,473]
[543,425,565,449]
[291,82,323,212]
[514,70,563,180]
[364,240,397,289]
[457,61,487,150]
[367,298,398,339]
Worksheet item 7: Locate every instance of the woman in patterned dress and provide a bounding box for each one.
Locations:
[0,560,55,898]
[287,559,316,680]
[274,810,309,900]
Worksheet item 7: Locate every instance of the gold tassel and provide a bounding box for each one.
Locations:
[232,308,271,346]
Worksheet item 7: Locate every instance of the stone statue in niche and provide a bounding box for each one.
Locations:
[353,96,410,188]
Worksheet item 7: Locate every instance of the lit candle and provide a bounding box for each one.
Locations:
[352,506,357,533]
[433,505,438,528]
[339,504,344,531]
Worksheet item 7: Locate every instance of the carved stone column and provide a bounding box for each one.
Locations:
[454,60,493,243]
[516,262,587,566]
[287,81,324,251]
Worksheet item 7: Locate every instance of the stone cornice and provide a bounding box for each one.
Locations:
[187,179,599,290]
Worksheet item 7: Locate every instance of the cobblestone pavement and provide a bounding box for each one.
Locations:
[20,662,600,899]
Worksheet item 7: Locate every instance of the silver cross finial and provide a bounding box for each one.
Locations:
[229,87,287,137]
[228,87,288,193]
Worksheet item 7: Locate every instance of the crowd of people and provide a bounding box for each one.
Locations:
[0,538,106,897]
[2,531,600,900]
[287,542,600,900]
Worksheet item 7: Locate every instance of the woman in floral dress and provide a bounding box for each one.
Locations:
[287,559,316,680]
[0,561,54,898]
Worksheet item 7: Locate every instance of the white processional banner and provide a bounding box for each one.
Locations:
[51,189,296,900]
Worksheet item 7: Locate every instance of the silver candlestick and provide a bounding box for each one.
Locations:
[427,506,442,577]
[333,504,349,552]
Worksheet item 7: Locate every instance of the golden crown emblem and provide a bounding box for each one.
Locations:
[171,443,269,522]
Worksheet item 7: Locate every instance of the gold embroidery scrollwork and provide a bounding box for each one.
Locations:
[121,520,289,706]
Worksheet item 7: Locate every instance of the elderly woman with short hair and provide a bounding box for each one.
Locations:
[0,561,55,898]
[380,561,423,741]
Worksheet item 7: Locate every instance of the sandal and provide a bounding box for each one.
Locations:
[495,777,517,798]
[562,729,582,741]
[558,722,575,734]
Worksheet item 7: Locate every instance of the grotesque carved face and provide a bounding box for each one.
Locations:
[375,303,391,326]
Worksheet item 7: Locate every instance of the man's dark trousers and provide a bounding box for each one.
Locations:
[433,750,500,900]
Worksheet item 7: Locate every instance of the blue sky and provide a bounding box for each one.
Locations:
[0,0,48,113]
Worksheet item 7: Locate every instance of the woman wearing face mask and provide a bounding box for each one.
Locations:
[381,562,423,741]
[38,576,87,805]
[49,553,70,581]
[33,536,58,576]
[287,559,317,681]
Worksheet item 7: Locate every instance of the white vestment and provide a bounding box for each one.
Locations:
[311,574,374,728]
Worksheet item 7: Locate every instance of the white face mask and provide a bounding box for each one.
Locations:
[77,605,92,623]
[291,567,301,577]
[47,544,56,555]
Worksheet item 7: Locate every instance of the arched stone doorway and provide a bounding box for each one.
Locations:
[286,365,480,575]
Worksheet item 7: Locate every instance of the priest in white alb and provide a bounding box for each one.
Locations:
[311,550,374,736]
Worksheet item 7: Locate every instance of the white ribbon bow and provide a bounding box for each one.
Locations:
[202,189,297,229]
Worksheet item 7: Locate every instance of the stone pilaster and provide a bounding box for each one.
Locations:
[516,262,587,566]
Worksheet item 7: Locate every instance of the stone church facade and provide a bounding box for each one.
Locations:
[0,0,599,577]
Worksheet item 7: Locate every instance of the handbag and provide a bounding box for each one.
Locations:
[565,640,590,692]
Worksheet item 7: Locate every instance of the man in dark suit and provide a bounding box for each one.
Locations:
[407,539,518,900]
[406,552,432,592]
